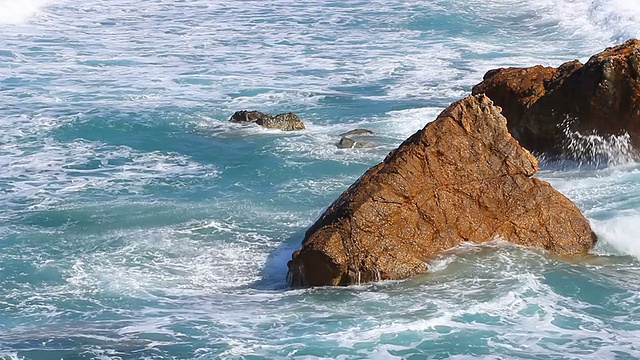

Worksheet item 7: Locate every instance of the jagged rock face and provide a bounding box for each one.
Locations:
[229,110,305,131]
[287,95,595,287]
[472,39,640,156]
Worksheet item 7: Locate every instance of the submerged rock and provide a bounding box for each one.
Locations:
[340,129,374,137]
[473,39,640,158]
[336,136,363,149]
[287,95,595,287]
[336,129,375,149]
[229,110,305,131]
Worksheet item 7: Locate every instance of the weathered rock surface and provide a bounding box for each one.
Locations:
[287,94,595,287]
[472,39,640,157]
[229,110,305,131]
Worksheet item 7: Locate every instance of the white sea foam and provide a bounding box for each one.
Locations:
[585,0,640,42]
[56,199,310,300]
[538,161,640,261]
[0,113,218,212]
[2,0,640,358]
[0,353,23,360]
[539,163,640,220]
[0,138,218,210]
[592,212,640,258]
[491,0,640,49]
[314,244,628,358]
[381,107,441,138]
[224,90,326,111]
[264,106,441,167]
[0,0,53,24]
[278,176,357,196]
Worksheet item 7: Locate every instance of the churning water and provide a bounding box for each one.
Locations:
[1,0,640,359]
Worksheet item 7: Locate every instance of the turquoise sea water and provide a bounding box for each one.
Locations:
[1,0,640,359]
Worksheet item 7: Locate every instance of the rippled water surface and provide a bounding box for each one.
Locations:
[1,0,640,359]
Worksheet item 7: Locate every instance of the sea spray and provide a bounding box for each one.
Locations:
[561,117,636,167]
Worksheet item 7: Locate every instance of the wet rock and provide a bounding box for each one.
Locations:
[340,129,374,137]
[472,39,640,157]
[229,110,305,131]
[336,136,363,149]
[336,129,376,148]
[287,95,595,287]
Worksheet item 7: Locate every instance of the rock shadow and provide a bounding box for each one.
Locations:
[249,229,306,291]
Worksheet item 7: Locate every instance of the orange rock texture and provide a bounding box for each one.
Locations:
[473,39,640,156]
[287,95,596,287]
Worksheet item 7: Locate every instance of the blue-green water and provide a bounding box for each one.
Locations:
[1,0,640,359]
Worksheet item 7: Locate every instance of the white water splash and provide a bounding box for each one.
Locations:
[561,118,636,167]
[593,212,640,259]
[0,0,52,24]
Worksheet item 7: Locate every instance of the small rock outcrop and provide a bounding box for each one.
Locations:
[473,39,640,157]
[340,129,374,137]
[336,136,363,149]
[229,110,305,131]
[288,95,595,287]
[336,129,375,149]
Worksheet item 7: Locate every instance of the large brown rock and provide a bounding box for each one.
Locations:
[229,110,305,131]
[287,94,595,287]
[472,39,640,157]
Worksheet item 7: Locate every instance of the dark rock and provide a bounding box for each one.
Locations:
[340,129,374,137]
[472,39,640,158]
[229,110,267,123]
[287,95,595,287]
[336,129,376,149]
[229,110,305,131]
[336,136,362,149]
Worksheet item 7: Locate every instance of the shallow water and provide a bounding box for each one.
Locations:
[1,0,640,359]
